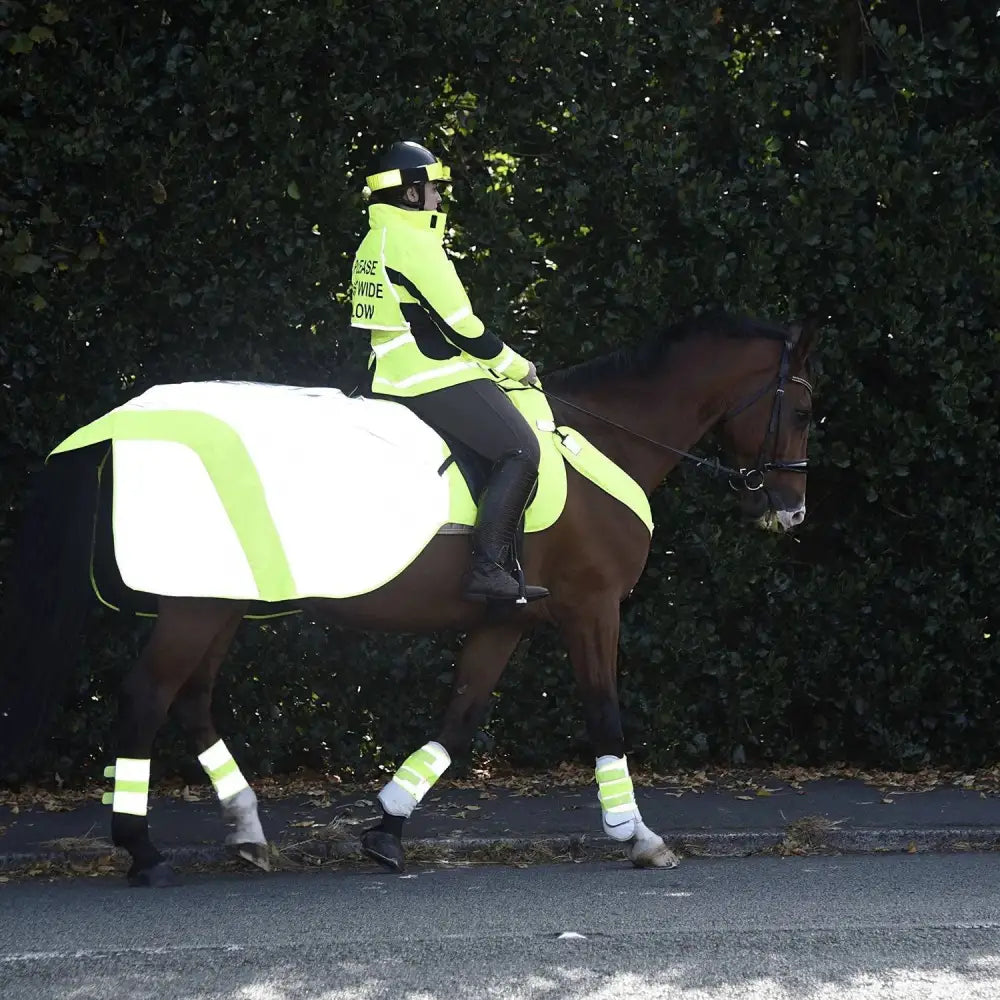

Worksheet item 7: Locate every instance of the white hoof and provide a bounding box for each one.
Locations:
[221,787,267,849]
[229,841,271,871]
[628,826,680,869]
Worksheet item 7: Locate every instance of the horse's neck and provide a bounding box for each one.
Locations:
[553,350,731,496]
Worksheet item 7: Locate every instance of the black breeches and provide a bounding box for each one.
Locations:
[392,379,540,468]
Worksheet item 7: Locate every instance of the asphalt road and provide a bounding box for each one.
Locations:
[1,854,998,999]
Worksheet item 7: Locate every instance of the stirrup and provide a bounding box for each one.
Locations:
[510,550,548,605]
[462,560,548,604]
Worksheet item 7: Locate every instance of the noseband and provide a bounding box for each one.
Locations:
[537,338,811,490]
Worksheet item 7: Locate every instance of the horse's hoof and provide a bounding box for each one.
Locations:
[127,860,180,888]
[629,840,680,869]
[230,841,271,872]
[361,827,405,873]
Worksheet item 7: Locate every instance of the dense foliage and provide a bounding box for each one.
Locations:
[2,1,997,781]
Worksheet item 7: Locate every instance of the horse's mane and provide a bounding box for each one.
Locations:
[544,311,790,393]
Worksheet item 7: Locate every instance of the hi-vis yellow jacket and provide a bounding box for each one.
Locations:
[350,203,532,397]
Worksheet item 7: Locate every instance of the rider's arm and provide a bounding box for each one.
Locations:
[387,249,532,381]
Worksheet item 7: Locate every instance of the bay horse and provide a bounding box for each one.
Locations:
[0,312,815,886]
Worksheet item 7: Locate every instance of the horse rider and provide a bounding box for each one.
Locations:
[349,140,549,604]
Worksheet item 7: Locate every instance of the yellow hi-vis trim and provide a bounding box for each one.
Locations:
[595,757,637,814]
[104,757,151,816]
[366,162,451,192]
[198,739,251,801]
[389,742,451,801]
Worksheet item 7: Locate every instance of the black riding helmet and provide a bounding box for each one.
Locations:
[365,141,451,207]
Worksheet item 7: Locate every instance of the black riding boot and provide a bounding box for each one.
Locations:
[463,452,550,604]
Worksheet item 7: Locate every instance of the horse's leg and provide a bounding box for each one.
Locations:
[169,607,269,871]
[561,600,679,869]
[361,622,524,872]
[109,597,235,887]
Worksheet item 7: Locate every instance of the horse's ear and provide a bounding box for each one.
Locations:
[789,319,819,363]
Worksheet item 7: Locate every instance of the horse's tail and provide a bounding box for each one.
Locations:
[0,443,104,772]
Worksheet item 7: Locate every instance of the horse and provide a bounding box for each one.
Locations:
[0,311,815,887]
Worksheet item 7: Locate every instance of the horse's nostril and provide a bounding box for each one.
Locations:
[791,508,805,525]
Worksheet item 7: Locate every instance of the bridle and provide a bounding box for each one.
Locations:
[718,338,812,492]
[536,338,812,492]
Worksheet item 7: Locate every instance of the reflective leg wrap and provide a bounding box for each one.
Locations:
[197,740,263,847]
[378,741,451,818]
[595,754,640,842]
[198,738,251,801]
[102,757,151,817]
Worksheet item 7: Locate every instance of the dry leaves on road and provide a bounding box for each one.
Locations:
[4,762,1000,813]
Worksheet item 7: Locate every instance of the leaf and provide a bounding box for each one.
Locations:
[12,254,45,273]
[29,25,55,44]
[30,294,48,312]
[8,34,34,54]
[42,3,69,24]
[286,180,301,200]
[881,797,894,804]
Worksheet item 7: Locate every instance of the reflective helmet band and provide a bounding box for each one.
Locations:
[366,161,451,191]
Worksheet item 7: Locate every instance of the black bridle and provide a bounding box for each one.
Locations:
[719,339,812,492]
[536,338,812,492]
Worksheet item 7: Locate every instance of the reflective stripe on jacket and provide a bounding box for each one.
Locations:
[350,203,530,397]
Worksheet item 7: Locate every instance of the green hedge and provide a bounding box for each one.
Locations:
[2,1,997,782]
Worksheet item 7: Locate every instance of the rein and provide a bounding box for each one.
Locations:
[534,340,813,492]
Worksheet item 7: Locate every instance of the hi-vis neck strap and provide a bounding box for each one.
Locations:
[102,758,151,817]
[198,739,251,801]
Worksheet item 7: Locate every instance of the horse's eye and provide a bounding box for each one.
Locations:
[795,409,812,425]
